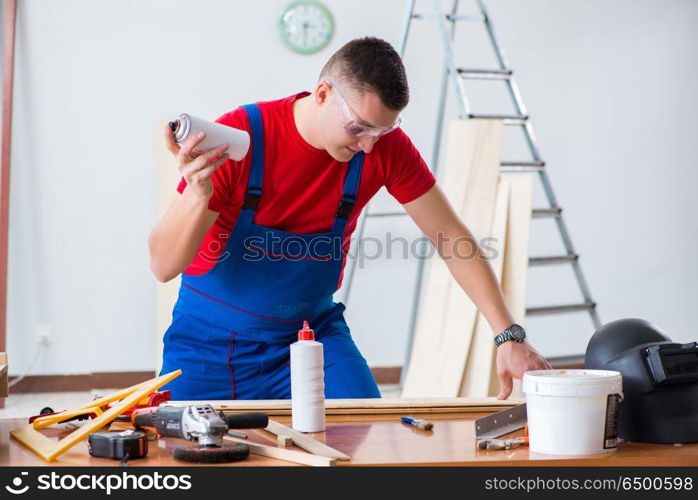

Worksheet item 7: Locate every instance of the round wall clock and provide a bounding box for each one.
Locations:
[279,1,334,55]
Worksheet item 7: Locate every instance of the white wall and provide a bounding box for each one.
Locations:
[3,0,697,376]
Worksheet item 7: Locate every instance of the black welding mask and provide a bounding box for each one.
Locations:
[584,318,698,444]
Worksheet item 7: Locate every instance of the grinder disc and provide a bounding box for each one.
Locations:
[172,444,250,463]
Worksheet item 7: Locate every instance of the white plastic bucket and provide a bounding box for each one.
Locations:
[522,369,623,456]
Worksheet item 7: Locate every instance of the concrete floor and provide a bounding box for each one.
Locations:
[0,384,401,419]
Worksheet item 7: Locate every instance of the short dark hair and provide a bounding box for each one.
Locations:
[319,37,409,111]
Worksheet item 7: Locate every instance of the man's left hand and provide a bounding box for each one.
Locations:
[495,340,552,400]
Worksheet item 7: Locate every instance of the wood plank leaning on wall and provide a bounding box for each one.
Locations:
[0,0,18,408]
[1,0,18,363]
[460,173,534,397]
[402,119,504,397]
[486,173,533,397]
[459,177,510,396]
[0,352,8,397]
[401,119,534,398]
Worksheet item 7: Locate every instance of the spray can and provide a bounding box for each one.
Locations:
[168,113,250,161]
[290,321,325,432]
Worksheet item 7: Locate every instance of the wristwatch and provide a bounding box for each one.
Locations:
[494,323,526,347]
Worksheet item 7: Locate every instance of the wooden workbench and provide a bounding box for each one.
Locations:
[2,412,697,467]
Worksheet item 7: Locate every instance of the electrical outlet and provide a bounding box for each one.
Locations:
[37,325,52,345]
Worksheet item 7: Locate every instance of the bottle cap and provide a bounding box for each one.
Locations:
[298,320,314,341]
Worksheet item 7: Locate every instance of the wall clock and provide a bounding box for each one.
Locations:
[279,1,334,55]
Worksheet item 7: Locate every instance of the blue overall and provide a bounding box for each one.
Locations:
[159,104,381,400]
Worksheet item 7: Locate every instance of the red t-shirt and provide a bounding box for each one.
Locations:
[177,92,436,287]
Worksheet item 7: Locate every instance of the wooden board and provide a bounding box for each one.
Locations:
[0,1,18,367]
[0,352,7,397]
[458,178,510,397]
[169,397,522,416]
[221,406,512,416]
[265,420,350,460]
[402,120,504,397]
[276,434,293,447]
[489,173,534,397]
[498,173,533,325]
[223,435,336,467]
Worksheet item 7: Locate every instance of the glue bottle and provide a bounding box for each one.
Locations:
[290,321,325,432]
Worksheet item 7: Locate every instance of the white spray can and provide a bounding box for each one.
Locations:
[290,321,325,432]
[169,113,250,161]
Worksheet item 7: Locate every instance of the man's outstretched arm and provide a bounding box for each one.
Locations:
[403,185,552,399]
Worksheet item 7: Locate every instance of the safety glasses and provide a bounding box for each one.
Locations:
[324,79,402,138]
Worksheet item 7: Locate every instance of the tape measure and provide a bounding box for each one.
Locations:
[88,430,148,460]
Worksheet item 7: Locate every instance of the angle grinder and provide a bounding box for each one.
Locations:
[132,404,268,463]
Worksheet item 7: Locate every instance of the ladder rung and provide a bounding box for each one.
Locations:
[370,208,563,221]
[447,14,485,22]
[367,211,406,218]
[532,207,562,219]
[458,68,512,80]
[527,302,597,316]
[529,253,578,266]
[500,161,545,172]
[468,113,528,125]
[412,13,485,22]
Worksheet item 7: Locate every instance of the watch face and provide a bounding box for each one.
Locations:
[279,1,334,55]
[511,324,526,341]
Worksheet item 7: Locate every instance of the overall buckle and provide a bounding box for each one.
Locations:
[337,194,356,219]
[243,188,262,210]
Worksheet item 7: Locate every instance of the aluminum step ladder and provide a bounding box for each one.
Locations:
[340,0,601,381]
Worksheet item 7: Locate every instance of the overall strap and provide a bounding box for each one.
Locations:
[240,104,264,211]
[337,152,365,220]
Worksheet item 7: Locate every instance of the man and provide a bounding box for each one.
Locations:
[149,37,551,401]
